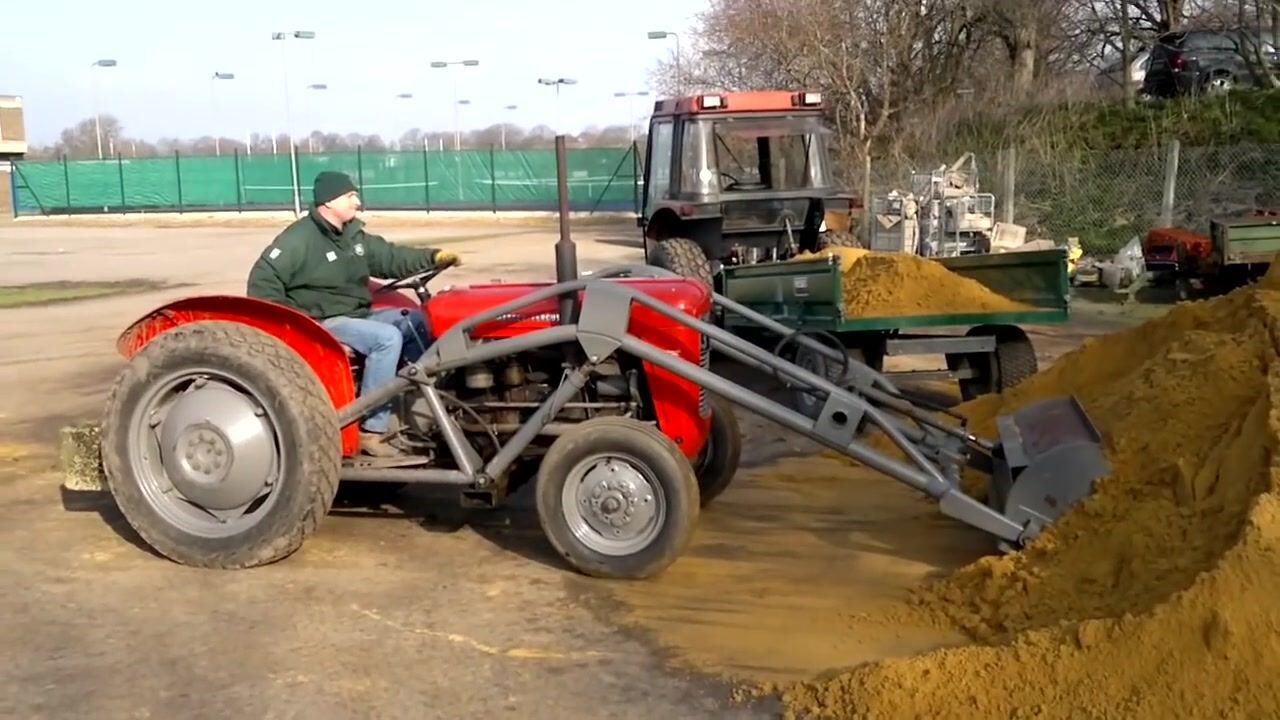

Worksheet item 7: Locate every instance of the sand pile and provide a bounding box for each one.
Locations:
[779,270,1280,718]
[796,248,1032,317]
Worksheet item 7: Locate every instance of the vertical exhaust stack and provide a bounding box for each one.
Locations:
[554,134,580,325]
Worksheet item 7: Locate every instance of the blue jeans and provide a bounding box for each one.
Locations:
[323,307,431,433]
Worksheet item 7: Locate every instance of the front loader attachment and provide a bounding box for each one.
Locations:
[990,395,1110,550]
[357,262,1111,551]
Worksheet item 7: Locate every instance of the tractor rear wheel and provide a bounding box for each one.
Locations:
[818,230,861,250]
[536,417,699,579]
[100,321,341,569]
[693,394,742,506]
[651,237,715,289]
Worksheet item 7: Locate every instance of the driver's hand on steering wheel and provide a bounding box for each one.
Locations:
[433,249,462,268]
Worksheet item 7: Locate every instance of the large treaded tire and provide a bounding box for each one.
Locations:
[818,230,862,249]
[951,325,1038,400]
[651,237,715,288]
[101,321,341,569]
[693,394,743,507]
[994,328,1038,390]
[536,417,699,579]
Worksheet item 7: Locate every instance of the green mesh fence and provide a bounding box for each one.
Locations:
[10,144,642,216]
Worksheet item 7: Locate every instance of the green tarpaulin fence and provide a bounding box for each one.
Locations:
[11,144,643,216]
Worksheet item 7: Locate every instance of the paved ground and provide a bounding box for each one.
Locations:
[0,216,1158,718]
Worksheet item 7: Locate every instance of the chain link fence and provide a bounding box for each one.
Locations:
[862,142,1280,257]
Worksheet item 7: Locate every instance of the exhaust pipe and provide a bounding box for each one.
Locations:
[553,134,580,325]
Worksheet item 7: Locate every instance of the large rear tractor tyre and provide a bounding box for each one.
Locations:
[818,230,862,250]
[536,417,699,579]
[693,394,743,507]
[651,237,715,289]
[100,321,342,569]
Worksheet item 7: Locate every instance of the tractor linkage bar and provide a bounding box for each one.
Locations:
[334,265,1031,544]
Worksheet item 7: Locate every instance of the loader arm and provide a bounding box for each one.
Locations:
[335,265,1109,547]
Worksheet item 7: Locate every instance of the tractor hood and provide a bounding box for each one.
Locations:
[426,277,713,338]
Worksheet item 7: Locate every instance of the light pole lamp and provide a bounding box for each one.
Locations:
[272,29,316,216]
[210,72,235,156]
[305,83,327,152]
[614,90,649,142]
[502,104,517,150]
[647,30,682,94]
[395,92,414,150]
[430,59,480,151]
[90,58,118,160]
[538,77,577,135]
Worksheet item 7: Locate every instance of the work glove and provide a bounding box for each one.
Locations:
[433,249,462,268]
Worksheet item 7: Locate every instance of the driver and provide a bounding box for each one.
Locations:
[246,170,460,457]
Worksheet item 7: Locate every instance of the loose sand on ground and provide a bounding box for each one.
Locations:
[612,253,1280,719]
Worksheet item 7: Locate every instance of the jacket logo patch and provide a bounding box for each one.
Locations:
[269,247,282,259]
[354,243,364,256]
[325,250,337,262]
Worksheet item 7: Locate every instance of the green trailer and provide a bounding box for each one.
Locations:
[1209,214,1280,275]
[720,247,1071,405]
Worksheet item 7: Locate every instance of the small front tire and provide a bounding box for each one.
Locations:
[536,417,699,579]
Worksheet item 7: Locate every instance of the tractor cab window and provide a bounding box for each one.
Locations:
[645,120,675,210]
[710,116,833,193]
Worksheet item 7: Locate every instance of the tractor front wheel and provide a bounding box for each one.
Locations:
[693,394,742,506]
[536,417,699,579]
[651,237,715,289]
[100,321,341,569]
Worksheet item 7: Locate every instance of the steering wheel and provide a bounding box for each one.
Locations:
[373,262,454,304]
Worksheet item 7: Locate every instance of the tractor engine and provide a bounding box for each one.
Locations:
[397,349,642,448]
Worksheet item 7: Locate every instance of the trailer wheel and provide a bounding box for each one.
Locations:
[693,394,742,506]
[536,417,699,579]
[952,325,1038,400]
[651,237,715,289]
[100,321,341,569]
[793,343,882,426]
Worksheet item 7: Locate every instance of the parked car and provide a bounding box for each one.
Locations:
[1095,48,1151,96]
[1142,28,1280,98]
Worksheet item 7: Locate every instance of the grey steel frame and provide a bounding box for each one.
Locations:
[332,264,1041,545]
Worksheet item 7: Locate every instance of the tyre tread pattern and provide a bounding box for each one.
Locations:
[653,237,714,287]
[101,321,341,569]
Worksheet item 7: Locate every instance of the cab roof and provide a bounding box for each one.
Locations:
[651,90,824,117]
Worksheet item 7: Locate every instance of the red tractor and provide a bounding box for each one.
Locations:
[92,141,1112,581]
[99,259,742,580]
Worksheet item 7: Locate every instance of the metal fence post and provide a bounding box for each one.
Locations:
[490,143,497,213]
[234,147,243,213]
[1001,146,1016,224]
[422,145,431,213]
[356,144,366,207]
[175,150,184,213]
[62,154,71,212]
[117,152,126,214]
[631,141,641,216]
[1160,139,1180,228]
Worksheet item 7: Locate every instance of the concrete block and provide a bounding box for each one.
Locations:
[59,422,106,492]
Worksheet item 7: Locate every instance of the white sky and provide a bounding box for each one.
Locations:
[3,0,704,144]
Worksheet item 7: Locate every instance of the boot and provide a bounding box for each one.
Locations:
[359,431,402,458]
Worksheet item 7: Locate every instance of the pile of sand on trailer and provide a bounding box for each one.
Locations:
[794,247,1032,317]
[778,268,1280,718]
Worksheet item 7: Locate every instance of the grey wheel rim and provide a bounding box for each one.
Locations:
[560,452,666,556]
[127,367,285,538]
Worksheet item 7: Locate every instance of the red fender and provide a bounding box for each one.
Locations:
[116,295,360,457]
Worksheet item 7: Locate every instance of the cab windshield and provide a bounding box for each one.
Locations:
[709,116,833,192]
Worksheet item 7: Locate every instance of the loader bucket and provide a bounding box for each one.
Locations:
[989,395,1110,549]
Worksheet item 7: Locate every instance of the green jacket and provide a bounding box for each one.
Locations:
[246,209,442,320]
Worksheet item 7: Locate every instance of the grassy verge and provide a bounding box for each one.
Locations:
[0,280,169,308]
